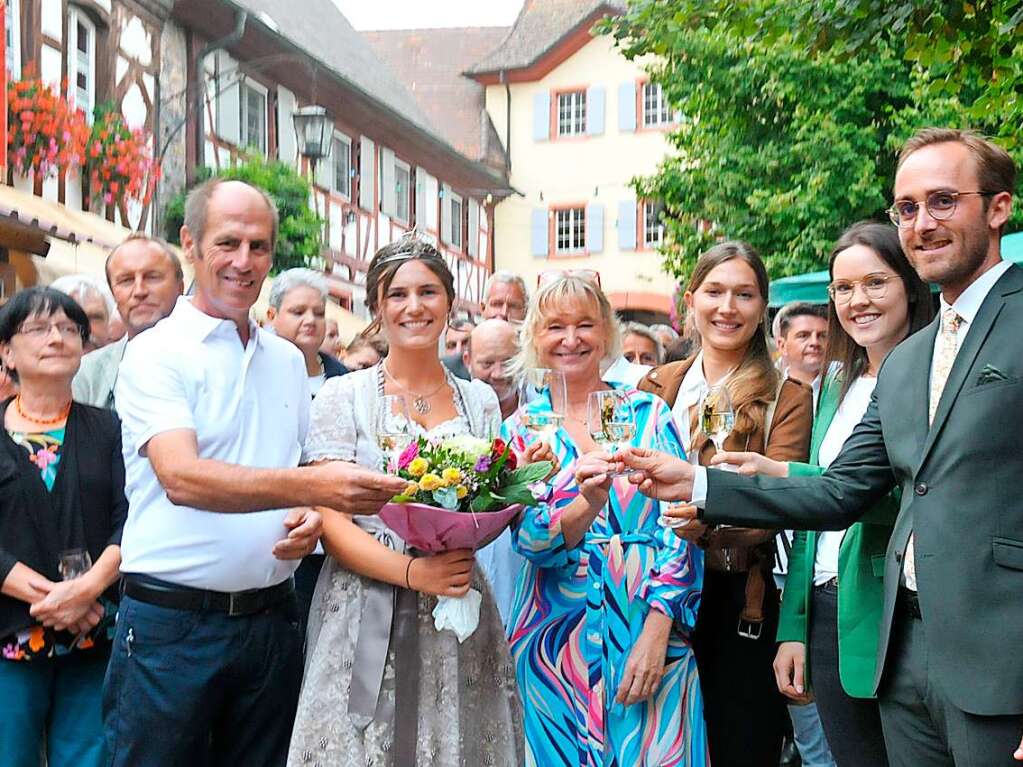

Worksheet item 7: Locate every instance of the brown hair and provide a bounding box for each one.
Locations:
[898,128,1017,198]
[362,234,456,338]
[824,221,935,401]
[686,240,777,441]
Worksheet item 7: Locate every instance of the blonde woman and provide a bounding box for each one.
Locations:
[502,272,706,766]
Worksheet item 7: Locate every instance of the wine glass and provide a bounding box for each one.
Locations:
[518,368,567,441]
[700,384,736,464]
[654,428,694,529]
[586,389,637,474]
[59,549,92,580]
[375,394,413,472]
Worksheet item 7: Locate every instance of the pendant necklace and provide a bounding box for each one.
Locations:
[382,361,448,415]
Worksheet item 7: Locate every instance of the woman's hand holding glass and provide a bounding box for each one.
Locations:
[376,394,412,473]
[573,450,616,510]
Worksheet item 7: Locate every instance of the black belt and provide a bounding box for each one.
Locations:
[123,575,294,617]
[898,587,922,620]
[813,576,839,592]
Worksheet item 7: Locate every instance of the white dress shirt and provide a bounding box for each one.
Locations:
[116,297,311,592]
[813,375,876,585]
[671,351,711,460]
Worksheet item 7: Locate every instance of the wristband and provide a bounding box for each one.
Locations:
[405,557,414,590]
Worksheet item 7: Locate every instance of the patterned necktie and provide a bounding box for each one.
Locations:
[905,308,963,591]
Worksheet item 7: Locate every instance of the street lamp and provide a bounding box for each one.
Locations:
[292,105,334,165]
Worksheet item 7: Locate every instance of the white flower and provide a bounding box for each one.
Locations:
[443,435,492,460]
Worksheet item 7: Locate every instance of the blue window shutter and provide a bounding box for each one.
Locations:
[618,82,636,133]
[586,86,605,136]
[586,203,604,252]
[533,92,551,141]
[531,209,549,257]
[618,199,637,250]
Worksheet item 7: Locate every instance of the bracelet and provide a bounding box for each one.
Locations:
[404,557,414,590]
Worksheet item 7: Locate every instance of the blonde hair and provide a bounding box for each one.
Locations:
[512,274,622,376]
[687,241,778,442]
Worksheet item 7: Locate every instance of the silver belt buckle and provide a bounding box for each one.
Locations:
[737,618,763,640]
[227,591,245,617]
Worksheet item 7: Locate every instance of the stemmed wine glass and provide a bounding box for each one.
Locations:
[700,384,736,468]
[60,549,93,647]
[586,389,637,475]
[654,428,694,529]
[518,368,567,441]
[375,394,413,472]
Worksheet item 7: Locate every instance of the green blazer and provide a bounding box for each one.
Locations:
[775,371,899,698]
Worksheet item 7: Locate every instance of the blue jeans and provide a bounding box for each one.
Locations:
[0,650,110,767]
[102,594,303,767]
[789,701,838,767]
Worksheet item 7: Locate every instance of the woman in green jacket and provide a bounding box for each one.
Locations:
[711,222,933,766]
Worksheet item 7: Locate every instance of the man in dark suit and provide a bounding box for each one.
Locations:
[621,128,1023,766]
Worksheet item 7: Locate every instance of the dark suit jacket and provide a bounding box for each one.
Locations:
[703,263,1023,716]
[0,399,128,638]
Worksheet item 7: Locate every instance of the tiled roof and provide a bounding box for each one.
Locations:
[230,0,433,130]
[362,27,510,168]
[466,0,624,75]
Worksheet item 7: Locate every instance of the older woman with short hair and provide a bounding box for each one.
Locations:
[267,268,346,397]
[0,287,127,767]
[502,272,707,766]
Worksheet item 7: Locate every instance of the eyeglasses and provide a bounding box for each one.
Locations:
[537,269,601,289]
[826,273,899,304]
[887,190,994,228]
[16,321,84,341]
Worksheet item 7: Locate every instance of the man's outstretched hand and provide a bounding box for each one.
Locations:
[618,447,697,509]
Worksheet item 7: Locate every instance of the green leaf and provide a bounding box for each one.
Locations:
[506,461,552,486]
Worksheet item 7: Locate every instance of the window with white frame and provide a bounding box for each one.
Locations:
[394,160,410,223]
[240,81,268,154]
[332,133,351,197]
[449,193,463,249]
[643,201,665,248]
[642,82,673,128]
[555,207,586,254]
[5,0,21,79]
[557,90,586,136]
[68,8,96,120]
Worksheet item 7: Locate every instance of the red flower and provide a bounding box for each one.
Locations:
[491,438,507,457]
[505,450,517,470]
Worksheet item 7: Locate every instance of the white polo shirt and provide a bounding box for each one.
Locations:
[116,296,310,592]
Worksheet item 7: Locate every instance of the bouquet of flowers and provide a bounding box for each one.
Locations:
[379,434,551,640]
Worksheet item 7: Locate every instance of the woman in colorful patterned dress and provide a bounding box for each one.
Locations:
[502,272,707,767]
[0,287,128,767]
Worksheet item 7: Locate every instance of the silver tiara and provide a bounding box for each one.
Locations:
[373,227,443,267]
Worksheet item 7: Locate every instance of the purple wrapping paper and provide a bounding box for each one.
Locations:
[378,502,523,553]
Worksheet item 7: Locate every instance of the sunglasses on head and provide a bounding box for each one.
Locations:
[536,269,601,289]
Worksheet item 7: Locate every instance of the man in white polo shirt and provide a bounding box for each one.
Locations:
[102,179,407,767]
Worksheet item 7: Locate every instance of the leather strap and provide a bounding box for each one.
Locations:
[123,575,294,617]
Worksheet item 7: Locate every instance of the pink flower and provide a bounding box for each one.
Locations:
[398,440,419,470]
[30,447,57,471]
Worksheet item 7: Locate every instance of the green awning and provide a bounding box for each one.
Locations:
[769,232,1023,307]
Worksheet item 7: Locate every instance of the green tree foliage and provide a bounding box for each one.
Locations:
[162,156,324,274]
[602,1,1005,281]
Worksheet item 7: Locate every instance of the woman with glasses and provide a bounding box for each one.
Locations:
[502,272,706,766]
[710,222,934,766]
[0,287,127,767]
[638,241,814,767]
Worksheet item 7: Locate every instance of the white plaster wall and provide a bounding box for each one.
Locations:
[277,86,297,166]
[40,45,62,87]
[40,0,62,41]
[485,36,677,310]
[119,16,152,66]
[121,82,147,129]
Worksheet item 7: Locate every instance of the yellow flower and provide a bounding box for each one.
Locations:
[441,468,462,486]
[403,481,420,497]
[408,457,429,477]
[419,473,443,492]
[456,485,468,499]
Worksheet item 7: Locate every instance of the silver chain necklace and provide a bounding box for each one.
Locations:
[382,361,449,415]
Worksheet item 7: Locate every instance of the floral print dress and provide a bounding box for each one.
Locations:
[1,428,113,661]
[502,386,709,767]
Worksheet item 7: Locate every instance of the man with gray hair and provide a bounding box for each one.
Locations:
[73,233,185,409]
[481,270,528,322]
[51,273,115,352]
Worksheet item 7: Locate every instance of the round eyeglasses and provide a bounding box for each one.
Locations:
[888,190,994,228]
[826,273,899,304]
